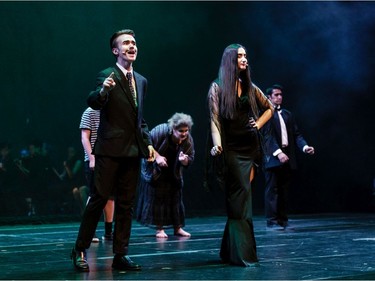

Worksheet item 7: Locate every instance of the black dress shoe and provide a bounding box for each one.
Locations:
[70,247,89,272]
[112,255,141,271]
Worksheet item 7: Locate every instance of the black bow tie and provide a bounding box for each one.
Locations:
[276,106,281,111]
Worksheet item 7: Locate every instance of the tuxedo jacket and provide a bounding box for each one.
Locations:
[87,65,151,158]
[262,108,307,170]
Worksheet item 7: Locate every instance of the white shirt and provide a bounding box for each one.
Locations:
[273,107,288,156]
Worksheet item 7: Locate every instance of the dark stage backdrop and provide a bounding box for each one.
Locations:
[0,1,374,217]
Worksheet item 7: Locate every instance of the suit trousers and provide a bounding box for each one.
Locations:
[264,163,292,225]
[75,155,140,255]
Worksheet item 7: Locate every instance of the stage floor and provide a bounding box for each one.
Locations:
[1,213,375,280]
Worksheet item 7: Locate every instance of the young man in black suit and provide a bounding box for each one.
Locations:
[262,84,315,230]
[71,29,155,272]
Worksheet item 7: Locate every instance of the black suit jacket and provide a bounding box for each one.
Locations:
[262,108,308,170]
[87,65,151,158]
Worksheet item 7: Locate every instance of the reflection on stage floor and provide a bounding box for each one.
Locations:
[1,213,375,280]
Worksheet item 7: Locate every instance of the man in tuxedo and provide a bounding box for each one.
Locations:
[262,84,314,230]
[71,29,155,272]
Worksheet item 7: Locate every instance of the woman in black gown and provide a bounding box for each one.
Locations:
[207,44,274,266]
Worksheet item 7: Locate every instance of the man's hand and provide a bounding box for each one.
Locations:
[304,146,315,155]
[277,152,289,164]
[147,145,155,162]
[89,155,95,170]
[100,72,116,97]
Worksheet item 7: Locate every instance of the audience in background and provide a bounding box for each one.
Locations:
[58,146,88,216]
[0,142,18,215]
[15,140,55,216]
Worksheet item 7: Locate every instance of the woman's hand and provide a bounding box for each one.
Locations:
[249,117,258,129]
[156,155,168,168]
[210,145,223,156]
[178,151,189,166]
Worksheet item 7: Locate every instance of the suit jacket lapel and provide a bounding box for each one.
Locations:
[134,72,145,127]
[273,112,282,144]
[133,72,142,110]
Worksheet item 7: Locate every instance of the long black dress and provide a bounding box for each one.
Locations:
[207,81,271,266]
[219,98,261,266]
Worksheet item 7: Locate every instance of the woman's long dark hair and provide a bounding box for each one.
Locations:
[218,44,258,120]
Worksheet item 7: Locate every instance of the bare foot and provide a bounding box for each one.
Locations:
[174,228,191,237]
[156,229,168,238]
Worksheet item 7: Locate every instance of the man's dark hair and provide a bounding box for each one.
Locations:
[266,84,283,96]
[109,29,135,49]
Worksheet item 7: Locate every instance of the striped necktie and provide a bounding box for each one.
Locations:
[126,72,137,107]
